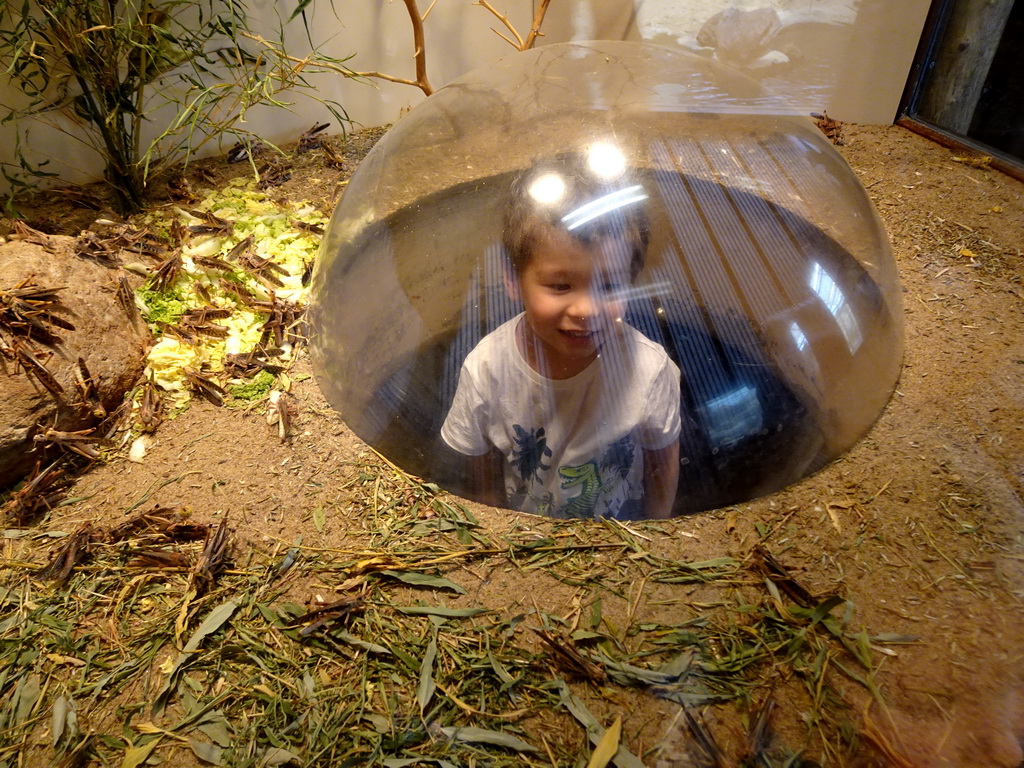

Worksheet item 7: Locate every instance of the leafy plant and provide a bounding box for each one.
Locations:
[0,0,357,213]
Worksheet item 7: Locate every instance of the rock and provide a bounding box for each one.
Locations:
[696,7,783,69]
[0,235,149,488]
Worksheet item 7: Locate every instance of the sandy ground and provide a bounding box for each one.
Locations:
[2,122,1024,767]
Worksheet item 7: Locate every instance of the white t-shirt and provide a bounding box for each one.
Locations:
[441,314,681,519]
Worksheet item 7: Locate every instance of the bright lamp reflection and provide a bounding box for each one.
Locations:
[563,185,648,231]
[527,173,566,204]
[587,142,627,179]
[809,261,863,353]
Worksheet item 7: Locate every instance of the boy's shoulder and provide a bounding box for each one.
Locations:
[621,323,677,369]
[460,314,522,374]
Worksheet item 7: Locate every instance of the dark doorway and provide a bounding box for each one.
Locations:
[900,0,1023,176]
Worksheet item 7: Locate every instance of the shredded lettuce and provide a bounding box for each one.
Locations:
[136,179,323,403]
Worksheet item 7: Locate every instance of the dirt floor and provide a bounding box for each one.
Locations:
[2,122,1024,768]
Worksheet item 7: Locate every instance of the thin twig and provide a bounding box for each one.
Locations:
[476,0,524,49]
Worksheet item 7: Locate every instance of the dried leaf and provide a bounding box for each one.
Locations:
[585,715,621,768]
[153,601,238,715]
[417,635,437,712]
[258,746,301,766]
[52,695,78,747]
[438,726,539,753]
[189,739,224,766]
[196,710,233,747]
[553,680,646,768]
[183,601,240,654]
[333,631,392,655]
[378,570,466,594]
[396,605,488,619]
[121,738,161,768]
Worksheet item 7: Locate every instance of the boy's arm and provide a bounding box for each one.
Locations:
[643,442,679,519]
[467,448,506,508]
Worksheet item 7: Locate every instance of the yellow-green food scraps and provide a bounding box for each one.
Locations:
[137,179,324,403]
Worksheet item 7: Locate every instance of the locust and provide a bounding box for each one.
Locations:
[167,174,196,202]
[186,209,234,238]
[9,219,57,248]
[292,219,324,236]
[811,110,844,146]
[5,338,64,397]
[127,550,192,569]
[191,254,234,273]
[295,594,365,637]
[226,139,264,164]
[109,507,208,542]
[532,628,606,683]
[219,277,258,304]
[251,294,306,348]
[36,522,99,582]
[0,280,74,347]
[226,234,289,287]
[169,219,189,248]
[297,122,330,154]
[178,306,232,339]
[73,356,107,419]
[321,141,346,170]
[266,390,291,442]
[138,373,164,433]
[150,250,183,292]
[1,458,69,523]
[751,544,818,608]
[184,366,227,406]
[161,307,230,343]
[223,344,285,378]
[75,231,122,266]
[115,273,139,320]
[190,517,231,596]
[33,426,105,460]
[257,161,293,189]
[47,186,102,210]
[79,225,168,262]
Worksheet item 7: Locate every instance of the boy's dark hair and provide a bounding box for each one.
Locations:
[502,152,651,280]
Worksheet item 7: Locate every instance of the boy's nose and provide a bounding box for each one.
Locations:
[568,290,597,321]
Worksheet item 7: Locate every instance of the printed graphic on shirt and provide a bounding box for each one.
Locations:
[556,460,610,518]
[511,425,552,482]
[505,422,646,519]
[599,435,634,480]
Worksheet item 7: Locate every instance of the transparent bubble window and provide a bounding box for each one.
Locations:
[309,41,903,518]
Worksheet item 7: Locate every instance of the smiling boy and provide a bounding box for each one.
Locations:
[441,153,681,519]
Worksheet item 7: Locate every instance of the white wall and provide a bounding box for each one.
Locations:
[0,0,931,198]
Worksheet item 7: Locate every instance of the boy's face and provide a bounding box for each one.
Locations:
[511,227,633,378]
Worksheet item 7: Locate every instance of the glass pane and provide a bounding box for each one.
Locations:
[310,41,904,519]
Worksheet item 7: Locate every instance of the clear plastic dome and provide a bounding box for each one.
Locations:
[309,41,903,518]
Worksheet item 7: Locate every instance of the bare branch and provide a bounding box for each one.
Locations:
[403,0,434,95]
[475,0,524,49]
[523,0,551,50]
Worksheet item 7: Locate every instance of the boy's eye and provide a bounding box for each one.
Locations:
[547,283,571,292]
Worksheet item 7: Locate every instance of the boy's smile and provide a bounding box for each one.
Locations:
[511,228,632,379]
